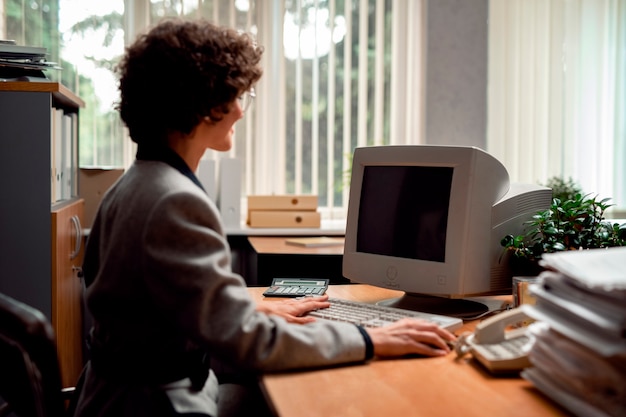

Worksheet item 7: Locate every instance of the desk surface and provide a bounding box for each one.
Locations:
[248,236,345,255]
[249,285,568,417]
[225,219,346,236]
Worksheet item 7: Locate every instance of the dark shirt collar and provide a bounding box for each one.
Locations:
[136,146,206,193]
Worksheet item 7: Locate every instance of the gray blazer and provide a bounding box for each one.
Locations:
[74,159,366,417]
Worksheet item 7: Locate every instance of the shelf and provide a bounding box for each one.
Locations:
[0,81,85,108]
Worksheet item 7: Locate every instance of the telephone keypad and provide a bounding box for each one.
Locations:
[481,334,531,359]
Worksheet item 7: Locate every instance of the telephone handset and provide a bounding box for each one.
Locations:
[455,307,533,374]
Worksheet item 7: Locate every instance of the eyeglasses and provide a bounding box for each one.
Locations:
[238,87,256,112]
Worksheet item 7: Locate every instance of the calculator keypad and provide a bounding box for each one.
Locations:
[263,279,329,297]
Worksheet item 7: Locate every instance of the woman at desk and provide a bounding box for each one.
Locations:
[73,18,456,417]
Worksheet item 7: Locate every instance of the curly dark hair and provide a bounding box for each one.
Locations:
[116,18,263,146]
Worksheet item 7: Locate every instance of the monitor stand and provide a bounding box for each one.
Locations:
[377,293,489,320]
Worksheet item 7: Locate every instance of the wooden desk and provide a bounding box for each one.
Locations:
[247,237,348,286]
[248,236,345,255]
[249,285,569,417]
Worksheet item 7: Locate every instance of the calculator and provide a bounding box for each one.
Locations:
[263,278,329,298]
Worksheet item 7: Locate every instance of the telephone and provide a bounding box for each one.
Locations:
[455,307,533,374]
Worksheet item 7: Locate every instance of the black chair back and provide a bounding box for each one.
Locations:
[0,292,66,417]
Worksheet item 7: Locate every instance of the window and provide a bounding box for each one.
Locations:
[2,0,623,218]
[133,0,414,220]
[488,0,626,216]
[58,0,126,168]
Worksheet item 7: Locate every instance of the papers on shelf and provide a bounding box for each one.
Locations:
[0,42,46,58]
[522,247,626,417]
[0,40,60,79]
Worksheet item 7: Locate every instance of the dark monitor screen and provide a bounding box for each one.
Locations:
[356,166,453,263]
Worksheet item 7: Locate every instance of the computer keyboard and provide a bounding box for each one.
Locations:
[307,297,463,331]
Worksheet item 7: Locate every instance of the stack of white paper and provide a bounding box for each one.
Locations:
[521,247,626,417]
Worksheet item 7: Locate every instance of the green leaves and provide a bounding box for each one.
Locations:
[501,193,626,262]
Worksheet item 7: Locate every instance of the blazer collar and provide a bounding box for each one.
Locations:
[136,146,206,193]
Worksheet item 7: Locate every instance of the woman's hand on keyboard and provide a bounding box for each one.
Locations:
[366,318,457,357]
[257,294,331,324]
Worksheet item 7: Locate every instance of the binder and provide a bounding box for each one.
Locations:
[197,159,217,201]
[217,158,242,228]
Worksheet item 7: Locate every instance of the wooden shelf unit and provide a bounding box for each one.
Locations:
[0,81,85,387]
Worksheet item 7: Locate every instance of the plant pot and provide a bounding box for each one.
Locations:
[509,256,544,277]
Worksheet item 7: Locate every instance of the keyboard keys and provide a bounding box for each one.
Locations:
[308,298,462,331]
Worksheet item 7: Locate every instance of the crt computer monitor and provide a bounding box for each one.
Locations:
[342,145,552,318]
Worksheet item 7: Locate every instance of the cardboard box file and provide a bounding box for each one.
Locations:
[79,167,124,228]
[247,195,320,228]
[247,195,317,212]
[248,210,321,228]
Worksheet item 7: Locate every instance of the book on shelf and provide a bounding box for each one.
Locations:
[0,42,46,58]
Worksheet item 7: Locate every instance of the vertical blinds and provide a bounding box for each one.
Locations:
[133,0,423,219]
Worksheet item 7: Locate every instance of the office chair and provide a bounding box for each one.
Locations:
[0,292,75,417]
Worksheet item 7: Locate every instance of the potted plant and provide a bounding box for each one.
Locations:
[543,175,583,202]
[500,188,626,275]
